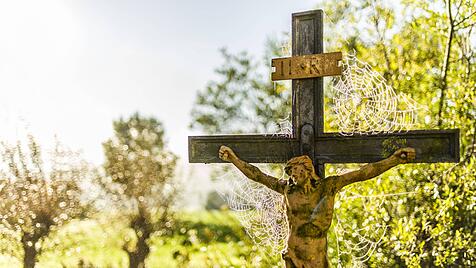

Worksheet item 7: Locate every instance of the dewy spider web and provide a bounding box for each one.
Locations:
[216,55,422,264]
[216,118,292,257]
[217,166,289,256]
[331,174,416,267]
[332,55,423,135]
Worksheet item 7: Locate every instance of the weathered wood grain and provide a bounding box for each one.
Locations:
[189,129,459,164]
[315,129,459,163]
[188,135,299,163]
[292,9,326,177]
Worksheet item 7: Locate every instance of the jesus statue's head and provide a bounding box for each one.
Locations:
[284,155,320,186]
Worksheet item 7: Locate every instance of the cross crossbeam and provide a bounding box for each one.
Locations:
[188,10,459,177]
[189,130,459,164]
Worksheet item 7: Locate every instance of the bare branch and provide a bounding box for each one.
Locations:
[454,10,476,28]
[437,0,456,127]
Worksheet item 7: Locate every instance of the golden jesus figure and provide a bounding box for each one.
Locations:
[218,145,416,268]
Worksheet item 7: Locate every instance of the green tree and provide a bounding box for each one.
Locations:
[0,136,87,268]
[101,113,178,268]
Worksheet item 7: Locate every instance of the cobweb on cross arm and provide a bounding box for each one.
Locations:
[331,54,425,135]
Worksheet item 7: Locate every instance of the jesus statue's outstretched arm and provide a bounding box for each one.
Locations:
[335,147,416,190]
[218,145,286,194]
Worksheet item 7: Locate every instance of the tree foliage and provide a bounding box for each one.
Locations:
[190,0,476,266]
[100,113,178,268]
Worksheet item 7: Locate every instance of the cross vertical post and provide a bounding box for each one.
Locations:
[291,10,325,178]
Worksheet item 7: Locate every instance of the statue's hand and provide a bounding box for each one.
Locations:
[219,145,237,162]
[392,147,416,164]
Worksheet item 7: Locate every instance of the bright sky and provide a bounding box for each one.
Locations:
[0,0,316,167]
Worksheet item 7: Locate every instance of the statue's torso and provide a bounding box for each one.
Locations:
[283,176,338,267]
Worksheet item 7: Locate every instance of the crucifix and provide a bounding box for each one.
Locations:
[189,9,459,267]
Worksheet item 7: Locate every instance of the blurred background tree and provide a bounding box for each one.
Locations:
[190,0,475,266]
[0,136,88,268]
[100,112,178,268]
[190,46,292,135]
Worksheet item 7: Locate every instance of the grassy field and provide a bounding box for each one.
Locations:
[0,210,283,268]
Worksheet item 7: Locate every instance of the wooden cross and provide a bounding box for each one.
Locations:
[188,9,459,178]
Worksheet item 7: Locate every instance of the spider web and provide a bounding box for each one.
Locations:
[331,54,424,135]
[215,117,292,257]
[329,165,416,267]
[216,166,289,256]
[216,55,422,264]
